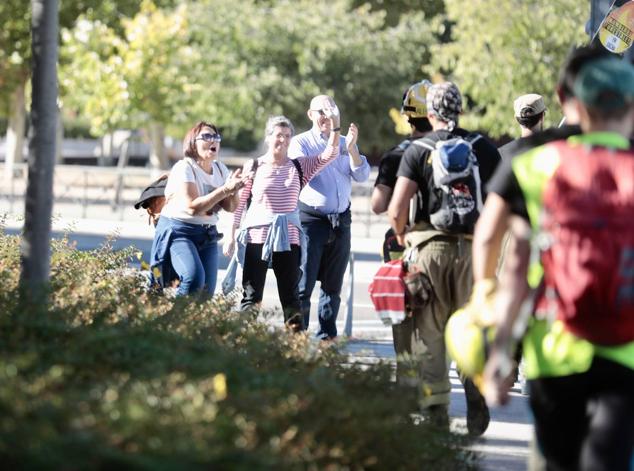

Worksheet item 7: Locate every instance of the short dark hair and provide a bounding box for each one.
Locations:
[183,121,219,160]
[408,116,432,133]
[557,44,612,100]
[516,111,544,129]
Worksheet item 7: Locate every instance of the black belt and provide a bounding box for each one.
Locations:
[299,201,350,229]
[298,201,350,218]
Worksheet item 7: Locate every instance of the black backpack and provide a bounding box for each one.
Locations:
[411,134,483,233]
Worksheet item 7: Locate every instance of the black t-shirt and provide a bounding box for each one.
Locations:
[498,125,583,162]
[488,125,583,221]
[374,139,412,189]
[397,128,501,227]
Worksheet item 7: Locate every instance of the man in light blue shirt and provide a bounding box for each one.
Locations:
[288,94,370,339]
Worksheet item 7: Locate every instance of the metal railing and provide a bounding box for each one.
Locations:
[1,162,385,337]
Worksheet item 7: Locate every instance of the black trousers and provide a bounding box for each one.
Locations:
[239,243,302,323]
[529,355,634,471]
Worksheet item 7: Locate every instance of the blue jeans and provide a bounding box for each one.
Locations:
[299,206,351,339]
[153,217,219,297]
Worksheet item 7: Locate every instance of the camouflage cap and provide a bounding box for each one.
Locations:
[426,82,462,130]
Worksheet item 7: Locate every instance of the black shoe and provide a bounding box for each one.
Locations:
[422,404,450,431]
[463,378,490,437]
[285,313,304,333]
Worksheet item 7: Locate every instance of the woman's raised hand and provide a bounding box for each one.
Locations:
[223,168,250,195]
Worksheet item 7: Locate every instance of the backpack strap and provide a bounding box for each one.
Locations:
[246,158,303,209]
[213,160,227,180]
[463,133,483,166]
[290,158,304,190]
[397,139,412,151]
[411,137,436,152]
[246,158,259,209]
[464,133,483,146]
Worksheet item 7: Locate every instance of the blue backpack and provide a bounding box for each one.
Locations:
[412,134,483,233]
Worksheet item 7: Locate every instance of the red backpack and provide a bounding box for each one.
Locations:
[537,141,634,345]
[368,260,408,325]
[368,260,432,326]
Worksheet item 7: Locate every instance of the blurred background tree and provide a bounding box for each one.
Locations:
[349,0,445,26]
[0,0,176,173]
[60,0,436,160]
[2,0,595,168]
[428,0,588,139]
[61,0,194,169]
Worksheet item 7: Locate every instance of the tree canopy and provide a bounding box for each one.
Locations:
[60,1,194,137]
[4,0,596,159]
[0,0,31,112]
[428,0,588,138]
[60,0,436,154]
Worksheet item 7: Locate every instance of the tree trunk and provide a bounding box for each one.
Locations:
[148,122,168,173]
[4,80,27,184]
[20,0,59,302]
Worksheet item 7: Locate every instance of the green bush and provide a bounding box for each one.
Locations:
[0,229,477,470]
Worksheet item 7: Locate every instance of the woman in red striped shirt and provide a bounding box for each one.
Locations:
[224,101,357,330]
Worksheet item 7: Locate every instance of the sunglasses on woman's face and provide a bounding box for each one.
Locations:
[196,133,222,143]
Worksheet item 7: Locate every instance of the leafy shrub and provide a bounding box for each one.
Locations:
[0,229,477,470]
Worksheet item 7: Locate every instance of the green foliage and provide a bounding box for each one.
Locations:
[60,21,129,134]
[428,0,589,138]
[0,0,31,110]
[349,0,445,27]
[60,116,97,139]
[60,0,436,154]
[0,229,477,469]
[1,0,596,151]
[185,0,435,154]
[60,1,196,136]
[0,0,176,117]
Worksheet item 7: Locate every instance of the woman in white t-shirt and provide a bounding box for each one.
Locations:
[150,121,250,296]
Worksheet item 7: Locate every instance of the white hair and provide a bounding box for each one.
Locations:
[265,115,294,136]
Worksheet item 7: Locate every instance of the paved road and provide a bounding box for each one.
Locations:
[2,207,389,340]
[347,339,532,470]
[1,206,532,470]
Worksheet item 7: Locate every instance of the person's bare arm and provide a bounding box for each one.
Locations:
[472,193,511,282]
[482,215,532,406]
[388,176,418,246]
[219,192,240,212]
[179,168,249,216]
[371,184,392,214]
[346,123,363,167]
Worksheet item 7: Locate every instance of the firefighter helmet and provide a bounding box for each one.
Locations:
[401,80,432,118]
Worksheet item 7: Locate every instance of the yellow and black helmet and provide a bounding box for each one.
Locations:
[401,80,432,118]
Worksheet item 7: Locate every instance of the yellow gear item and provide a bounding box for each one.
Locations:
[468,278,497,324]
[445,279,498,378]
[401,80,432,118]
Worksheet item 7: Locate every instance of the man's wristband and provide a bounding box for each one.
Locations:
[332,127,341,132]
